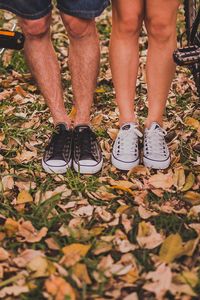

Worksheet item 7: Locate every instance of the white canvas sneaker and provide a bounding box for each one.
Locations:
[143,122,170,169]
[111,123,143,171]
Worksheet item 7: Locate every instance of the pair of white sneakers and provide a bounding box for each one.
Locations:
[111,122,170,170]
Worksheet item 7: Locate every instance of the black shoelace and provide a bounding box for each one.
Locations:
[76,128,95,159]
[49,129,71,158]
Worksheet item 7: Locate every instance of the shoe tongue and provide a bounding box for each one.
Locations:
[149,122,160,130]
[121,123,137,131]
[76,125,90,132]
[55,123,68,132]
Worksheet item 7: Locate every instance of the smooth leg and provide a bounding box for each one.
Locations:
[110,0,144,125]
[144,0,180,128]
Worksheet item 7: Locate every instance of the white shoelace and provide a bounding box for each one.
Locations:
[117,125,143,156]
[145,126,168,156]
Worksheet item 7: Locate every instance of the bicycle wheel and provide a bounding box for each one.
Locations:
[184,0,200,94]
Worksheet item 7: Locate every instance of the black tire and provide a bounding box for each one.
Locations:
[184,0,200,95]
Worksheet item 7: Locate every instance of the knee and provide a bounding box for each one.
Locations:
[19,15,51,38]
[113,14,143,37]
[146,18,175,43]
[61,14,96,39]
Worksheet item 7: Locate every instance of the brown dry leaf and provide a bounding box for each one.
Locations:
[128,165,150,176]
[109,179,135,189]
[185,117,200,130]
[93,241,112,255]
[15,149,37,163]
[45,238,60,250]
[183,191,200,205]
[91,114,103,127]
[15,85,27,97]
[45,276,76,300]
[68,106,77,121]
[18,220,48,243]
[27,256,51,278]
[137,221,164,249]
[0,247,9,261]
[95,186,116,201]
[143,263,172,299]
[72,263,91,284]
[1,175,14,191]
[138,206,158,220]
[17,191,33,204]
[149,173,174,189]
[159,233,183,263]
[107,128,118,140]
[0,285,29,298]
[13,249,44,267]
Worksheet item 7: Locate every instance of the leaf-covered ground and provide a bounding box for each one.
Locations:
[0,6,200,300]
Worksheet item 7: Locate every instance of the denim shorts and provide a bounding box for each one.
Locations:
[0,0,110,20]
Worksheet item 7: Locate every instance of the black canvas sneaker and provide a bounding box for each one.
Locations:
[42,123,73,174]
[73,125,103,174]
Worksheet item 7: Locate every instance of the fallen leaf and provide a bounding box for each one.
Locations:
[17,191,33,204]
[0,248,9,261]
[159,233,183,263]
[137,222,164,249]
[149,173,174,189]
[183,191,200,205]
[185,117,199,130]
[18,220,48,243]
[45,276,76,300]
[72,263,91,284]
[181,172,195,192]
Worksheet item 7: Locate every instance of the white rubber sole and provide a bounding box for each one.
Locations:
[111,154,140,171]
[42,159,72,174]
[73,159,103,174]
[143,156,170,170]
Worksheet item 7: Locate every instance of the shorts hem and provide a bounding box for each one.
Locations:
[57,1,109,19]
[0,4,53,20]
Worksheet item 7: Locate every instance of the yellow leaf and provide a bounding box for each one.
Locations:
[121,267,139,284]
[159,233,183,263]
[89,227,104,236]
[185,117,199,130]
[183,191,200,205]
[62,243,91,257]
[173,167,185,189]
[181,173,195,192]
[17,191,33,204]
[181,271,198,288]
[72,263,91,284]
[182,238,199,256]
[68,106,77,120]
[111,186,135,197]
[95,87,106,93]
[116,205,130,214]
[4,218,19,237]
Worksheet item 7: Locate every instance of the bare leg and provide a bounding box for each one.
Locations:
[110,0,144,126]
[145,0,180,128]
[19,14,70,126]
[61,14,100,126]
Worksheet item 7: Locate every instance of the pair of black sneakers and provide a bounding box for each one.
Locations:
[42,124,103,174]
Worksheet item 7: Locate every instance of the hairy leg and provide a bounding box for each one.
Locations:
[110,0,144,125]
[145,0,180,127]
[19,15,70,126]
[61,14,100,126]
